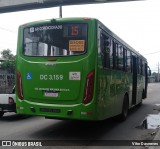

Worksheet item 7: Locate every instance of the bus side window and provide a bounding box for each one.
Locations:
[137,57,139,74]
[112,41,116,69]
[142,60,145,75]
[114,42,123,70]
[140,59,143,75]
[100,33,111,69]
[117,44,124,71]
[112,42,117,69]
[126,50,131,72]
[110,40,113,69]
[123,48,126,71]
[137,58,142,75]
[100,34,106,68]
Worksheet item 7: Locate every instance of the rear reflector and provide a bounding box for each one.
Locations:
[83,70,95,104]
[17,71,24,100]
[81,112,93,115]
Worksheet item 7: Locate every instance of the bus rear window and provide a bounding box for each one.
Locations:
[23,23,87,57]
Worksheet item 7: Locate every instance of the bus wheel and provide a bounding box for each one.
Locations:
[119,95,129,121]
[0,112,4,118]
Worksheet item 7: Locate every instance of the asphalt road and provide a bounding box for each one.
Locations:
[0,83,160,149]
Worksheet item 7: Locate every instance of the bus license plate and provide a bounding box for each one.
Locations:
[44,91,58,97]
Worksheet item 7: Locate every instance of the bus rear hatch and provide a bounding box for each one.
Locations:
[21,22,88,104]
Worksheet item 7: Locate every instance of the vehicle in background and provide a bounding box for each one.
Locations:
[0,86,16,117]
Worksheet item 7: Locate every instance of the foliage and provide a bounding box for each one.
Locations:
[0,49,16,73]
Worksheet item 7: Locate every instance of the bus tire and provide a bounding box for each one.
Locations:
[119,95,129,121]
[0,112,4,118]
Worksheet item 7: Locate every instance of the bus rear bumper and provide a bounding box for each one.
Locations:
[16,100,97,121]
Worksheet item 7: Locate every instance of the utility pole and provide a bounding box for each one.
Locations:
[158,62,160,82]
[59,6,62,18]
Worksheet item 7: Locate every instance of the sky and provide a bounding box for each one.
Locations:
[0,0,160,72]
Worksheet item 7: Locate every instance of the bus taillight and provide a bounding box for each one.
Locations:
[17,71,24,100]
[83,70,95,104]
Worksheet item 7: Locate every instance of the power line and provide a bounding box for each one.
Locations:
[0,26,17,34]
[144,51,160,55]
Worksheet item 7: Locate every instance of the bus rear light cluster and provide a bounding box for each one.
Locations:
[83,70,95,104]
[17,71,24,100]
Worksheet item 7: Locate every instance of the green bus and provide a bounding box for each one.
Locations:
[16,17,148,121]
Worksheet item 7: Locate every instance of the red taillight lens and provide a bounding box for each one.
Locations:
[17,71,24,100]
[83,70,95,104]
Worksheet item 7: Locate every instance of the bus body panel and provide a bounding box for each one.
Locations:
[16,18,101,120]
[18,57,84,103]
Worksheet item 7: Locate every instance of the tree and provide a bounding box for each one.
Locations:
[0,49,16,73]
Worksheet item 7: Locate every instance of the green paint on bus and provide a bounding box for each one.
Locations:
[16,18,148,121]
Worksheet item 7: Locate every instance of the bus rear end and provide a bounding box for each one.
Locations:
[16,18,98,120]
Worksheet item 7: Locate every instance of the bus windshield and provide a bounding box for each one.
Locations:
[23,23,87,57]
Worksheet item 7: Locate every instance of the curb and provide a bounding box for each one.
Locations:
[148,129,160,149]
